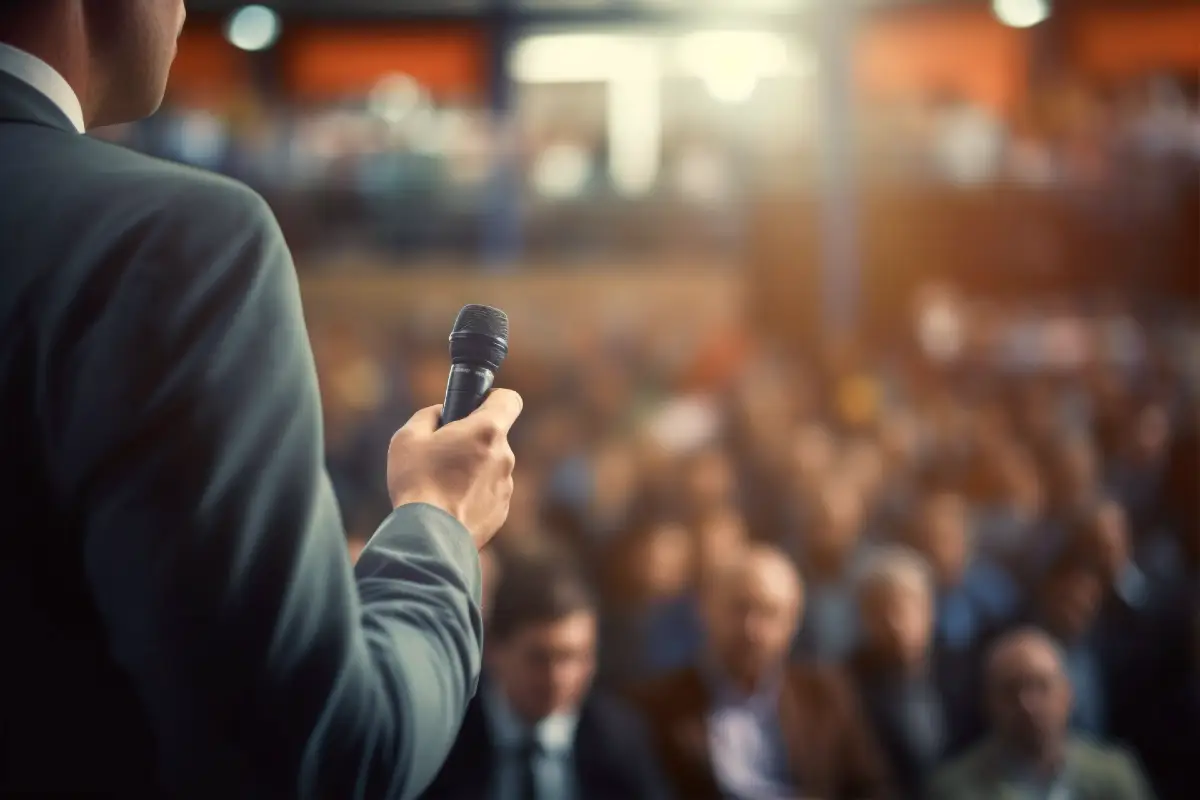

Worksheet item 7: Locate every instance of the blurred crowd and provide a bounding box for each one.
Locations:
[90,72,1200,262]
[323,301,1199,799]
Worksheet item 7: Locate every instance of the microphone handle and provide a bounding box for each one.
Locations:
[440,363,496,427]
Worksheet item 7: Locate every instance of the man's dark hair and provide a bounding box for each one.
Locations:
[488,548,596,643]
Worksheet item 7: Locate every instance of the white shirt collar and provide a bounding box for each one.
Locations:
[0,42,85,132]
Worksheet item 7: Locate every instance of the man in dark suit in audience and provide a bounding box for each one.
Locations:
[0,2,522,797]
[848,546,986,799]
[634,544,890,800]
[423,551,671,800]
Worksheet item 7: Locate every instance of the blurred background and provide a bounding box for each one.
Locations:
[103,0,1198,796]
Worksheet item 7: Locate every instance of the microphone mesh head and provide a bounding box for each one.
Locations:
[452,304,509,342]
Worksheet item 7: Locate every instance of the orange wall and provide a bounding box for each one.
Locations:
[1071,6,1200,77]
[281,25,487,100]
[168,23,251,105]
[855,6,1031,115]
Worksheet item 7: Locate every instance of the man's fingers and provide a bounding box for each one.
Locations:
[401,404,444,435]
[473,389,524,434]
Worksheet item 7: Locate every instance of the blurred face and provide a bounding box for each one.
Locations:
[989,640,1073,753]
[859,577,934,668]
[634,523,693,601]
[808,482,864,556]
[85,0,187,127]
[695,511,749,583]
[1045,567,1102,643]
[791,425,836,489]
[1130,405,1170,464]
[1088,503,1131,582]
[488,612,597,724]
[915,493,969,586]
[683,449,736,512]
[704,554,802,684]
[1055,438,1099,505]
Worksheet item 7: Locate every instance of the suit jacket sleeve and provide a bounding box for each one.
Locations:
[40,175,483,800]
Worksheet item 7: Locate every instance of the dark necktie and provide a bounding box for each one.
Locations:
[517,735,541,800]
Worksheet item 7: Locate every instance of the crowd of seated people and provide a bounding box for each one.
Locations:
[328,309,1198,799]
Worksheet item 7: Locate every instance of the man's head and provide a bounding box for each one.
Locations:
[1037,554,1103,643]
[909,489,970,587]
[855,546,935,669]
[985,628,1073,756]
[0,0,186,128]
[806,479,864,558]
[486,554,598,724]
[702,544,803,685]
[1065,499,1131,585]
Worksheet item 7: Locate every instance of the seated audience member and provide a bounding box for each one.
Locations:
[793,480,873,662]
[907,490,1021,652]
[1023,554,1109,739]
[634,544,890,800]
[1056,499,1177,743]
[598,511,704,685]
[422,553,670,800]
[927,629,1155,800]
[973,444,1049,579]
[847,546,984,798]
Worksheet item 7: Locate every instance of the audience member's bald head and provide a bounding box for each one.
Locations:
[704,545,803,687]
[985,628,1073,756]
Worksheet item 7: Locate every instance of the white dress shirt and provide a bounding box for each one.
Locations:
[0,41,85,132]
[483,684,579,800]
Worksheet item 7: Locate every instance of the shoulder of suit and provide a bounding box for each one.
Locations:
[927,739,992,790]
[1067,738,1146,778]
[62,136,273,228]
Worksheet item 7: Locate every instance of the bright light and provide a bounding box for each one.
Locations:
[225,5,281,52]
[992,0,1051,28]
[368,73,424,125]
[531,143,593,199]
[676,31,790,104]
[608,43,662,197]
[511,35,642,84]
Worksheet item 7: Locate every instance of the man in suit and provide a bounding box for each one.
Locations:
[847,546,987,799]
[422,551,671,800]
[926,628,1154,800]
[0,2,521,798]
[634,543,891,800]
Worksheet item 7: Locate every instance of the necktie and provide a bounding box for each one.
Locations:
[517,735,541,800]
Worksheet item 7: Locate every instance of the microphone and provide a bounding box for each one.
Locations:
[440,304,510,427]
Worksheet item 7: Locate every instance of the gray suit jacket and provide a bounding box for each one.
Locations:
[0,72,483,799]
[926,737,1156,800]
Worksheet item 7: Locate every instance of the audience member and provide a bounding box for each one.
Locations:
[847,546,967,798]
[1023,554,1110,739]
[927,628,1155,800]
[907,490,1020,653]
[424,552,670,800]
[793,480,873,661]
[634,544,890,800]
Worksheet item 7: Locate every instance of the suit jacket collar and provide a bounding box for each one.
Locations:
[433,687,623,800]
[0,70,80,134]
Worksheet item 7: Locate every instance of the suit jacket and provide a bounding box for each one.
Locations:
[421,688,672,800]
[632,663,892,800]
[0,72,483,799]
[925,738,1156,800]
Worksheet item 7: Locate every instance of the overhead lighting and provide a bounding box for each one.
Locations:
[676,31,790,104]
[225,5,281,52]
[991,0,1051,29]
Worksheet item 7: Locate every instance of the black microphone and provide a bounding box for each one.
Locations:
[440,304,509,427]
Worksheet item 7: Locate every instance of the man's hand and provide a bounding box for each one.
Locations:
[387,389,522,550]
